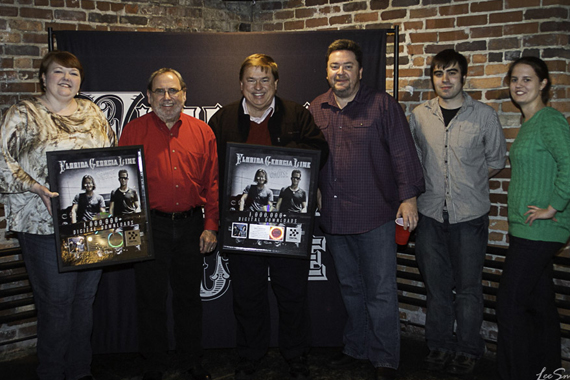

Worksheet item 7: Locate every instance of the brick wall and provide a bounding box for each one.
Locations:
[1,0,570,360]
[252,0,570,247]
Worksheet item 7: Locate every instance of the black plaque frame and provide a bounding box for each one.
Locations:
[47,146,153,271]
[220,143,320,258]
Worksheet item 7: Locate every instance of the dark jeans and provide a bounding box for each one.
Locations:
[135,212,205,372]
[325,221,400,369]
[496,235,563,380]
[18,232,102,380]
[230,253,311,361]
[415,213,488,358]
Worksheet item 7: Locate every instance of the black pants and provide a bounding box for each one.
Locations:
[496,235,563,380]
[135,212,205,372]
[230,253,311,361]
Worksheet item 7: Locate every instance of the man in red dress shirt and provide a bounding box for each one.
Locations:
[119,68,219,380]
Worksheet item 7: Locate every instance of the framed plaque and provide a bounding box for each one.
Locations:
[47,146,153,271]
[220,143,320,258]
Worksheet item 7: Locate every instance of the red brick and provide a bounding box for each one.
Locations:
[504,22,539,35]
[440,30,469,42]
[329,14,352,25]
[470,0,504,13]
[489,11,523,24]
[0,5,18,17]
[524,33,567,48]
[381,9,406,20]
[286,0,303,8]
[295,8,315,19]
[426,17,454,29]
[96,1,110,11]
[0,82,36,93]
[355,12,378,23]
[125,4,139,14]
[54,9,86,21]
[20,7,53,19]
[505,0,540,8]
[306,17,328,28]
[284,20,304,30]
[35,0,49,5]
[305,0,327,6]
[468,65,484,77]
[457,14,487,27]
[471,25,503,39]
[370,0,389,10]
[343,1,367,12]
[81,0,94,10]
[525,7,568,20]
[65,0,79,8]
[439,3,469,15]
[409,7,437,18]
[274,10,294,20]
[403,21,423,30]
[406,44,424,55]
[489,37,521,50]
[50,0,64,6]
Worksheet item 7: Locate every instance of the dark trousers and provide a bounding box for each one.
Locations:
[135,212,205,372]
[496,235,563,380]
[415,213,488,358]
[19,233,101,380]
[230,253,311,361]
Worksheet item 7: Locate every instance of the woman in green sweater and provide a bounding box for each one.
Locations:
[497,57,570,380]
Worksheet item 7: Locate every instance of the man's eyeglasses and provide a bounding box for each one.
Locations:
[292,177,301,180]
[151,88,183,96]
[119,177,128,180]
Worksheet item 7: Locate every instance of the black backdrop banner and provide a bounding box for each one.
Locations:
[54,29,388,353]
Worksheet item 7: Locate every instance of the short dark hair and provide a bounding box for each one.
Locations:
[118,169,128,178]
[39,51,84,92]
[326,39,363,69]
[291,169,301,178]
[239,54,279,82]
[507,56,551,105]
[254,169,268,183]
[81,175,96,190]
[430,49,468,81]
[147,68,187,92]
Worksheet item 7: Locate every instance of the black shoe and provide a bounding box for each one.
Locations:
[375,366,397,380]
[327,352,361,369]
[235,358,257,380]
[188,364,212,380]
[424,350,453,371]
[142,370,163,380]
[446,354,477,376]
[288,355,310,379]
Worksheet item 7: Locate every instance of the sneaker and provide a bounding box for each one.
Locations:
[424,350,453,371]
[446,354,477,376]
[288,355,310,379]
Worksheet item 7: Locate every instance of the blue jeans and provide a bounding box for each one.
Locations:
[415,213,488,358]
[18,232,102,380]
[497,235,563,380]
[325,221,400,369]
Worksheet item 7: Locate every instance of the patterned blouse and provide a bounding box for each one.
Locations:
[0,98,116,234]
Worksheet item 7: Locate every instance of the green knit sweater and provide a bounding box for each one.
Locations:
[508,107,570,243]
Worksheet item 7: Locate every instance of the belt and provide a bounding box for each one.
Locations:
[150,207,201,220]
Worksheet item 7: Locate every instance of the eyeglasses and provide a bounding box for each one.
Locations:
[292,177,301,180]
[119,177,128,180]
[151,88,183,96]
